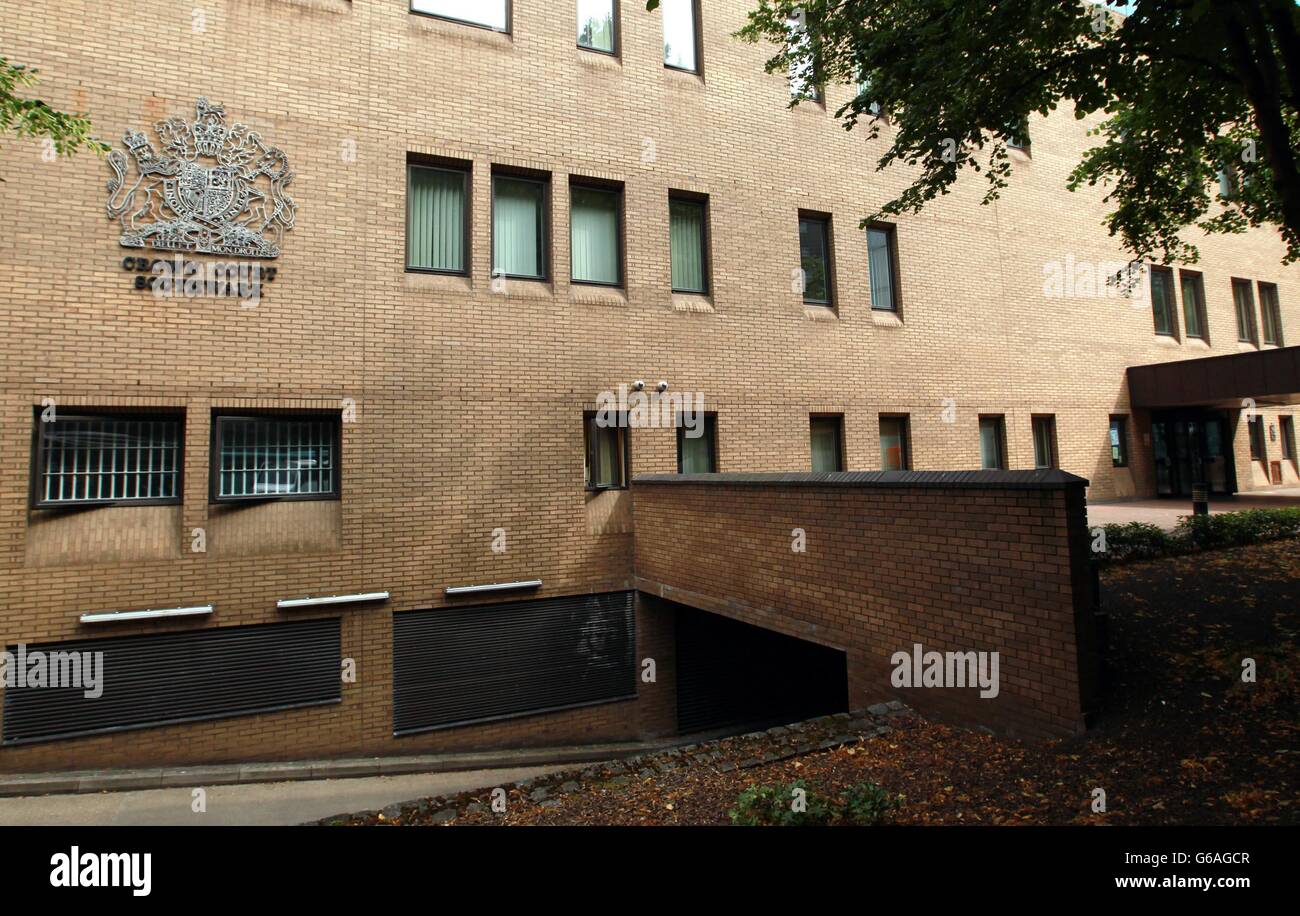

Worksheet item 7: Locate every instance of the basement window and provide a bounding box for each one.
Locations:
[212,413,340,502]
[33,412,183,508]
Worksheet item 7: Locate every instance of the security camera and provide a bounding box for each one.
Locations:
[656,380,669,393]
[632,380,646,391]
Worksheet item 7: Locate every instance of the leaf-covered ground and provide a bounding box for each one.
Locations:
[339,538,1298,826]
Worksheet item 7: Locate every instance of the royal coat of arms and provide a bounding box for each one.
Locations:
[105,98,295,258]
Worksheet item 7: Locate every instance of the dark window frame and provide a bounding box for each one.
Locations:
[1232,277,1260,345]
[1178,269,1208,341]
[491,167,551,283]
[569,177,625,289]
[668,191,711,295]
[209,411,342,505]
[409,0,512,34]
[978,415,1008,470]
[1150,265,1178,338]
[809,413,846,473]
[866,222,901,313]
[1110,415,1130,468]
[405,157,472,277]
[1006,116,1031,154]
[583,410,630,491]
[798,210,834,307]
[1280,416,1297,462]
[1259,281,1285,346]
[30,408,185,510]
[661,0,703,75]
[1032,415,1059,470]
[676,412,718,473]
[577,0,620,56]
[1248,417,1266,461]
[879,413,911,471]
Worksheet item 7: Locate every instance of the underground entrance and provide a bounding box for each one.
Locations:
[673,604,849,734]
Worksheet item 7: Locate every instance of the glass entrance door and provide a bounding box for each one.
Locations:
[1151,412,1236,497]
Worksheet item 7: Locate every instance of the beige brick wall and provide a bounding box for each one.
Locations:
[0,0,1294,769]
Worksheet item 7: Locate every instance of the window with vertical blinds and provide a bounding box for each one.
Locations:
[867,226,896,311]
[1233,279,1259,344]
[570,185,621,285]
[879,415,910,471]
[493,175,546,279]
[34,414,182,507]
[407,164,467,274]
[799,215,831,304]
[213,415,339,501]
[670,196,707,293]
[1150,268,1177,336]
[677,414,717,473]
[979,416,1006,470]
[1260,282,1284,345]
[810,416,843,473]
[1180,271,1207,340]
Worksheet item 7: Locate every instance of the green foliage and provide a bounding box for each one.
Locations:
[1098,508,1300,564]
[0,55,108,177]
[729,779,902,826]
[702,0,1300,265]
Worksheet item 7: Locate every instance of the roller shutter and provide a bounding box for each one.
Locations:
[676,606,848,734]
[393,591,635,735]
[2,618,341,745]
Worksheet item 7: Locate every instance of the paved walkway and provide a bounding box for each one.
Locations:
[1088,487,1300,530]
[0,766,561,826]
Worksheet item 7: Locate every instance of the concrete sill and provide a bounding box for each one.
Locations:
[671,293,714,314]
[572,285,629,308]
[871,309,904,328]
[803,305,839,322]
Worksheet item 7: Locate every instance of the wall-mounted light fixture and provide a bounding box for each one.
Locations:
[445,580,542,597]
[80,605,214,625]
[277,591,390,610]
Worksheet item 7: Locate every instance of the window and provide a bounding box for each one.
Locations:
[411,1,508,32]
[979,416,1007,470]
[677,413,717,473]
[855,74,885,119]
[33,412,182,507]
[661,0,700,72]
[570,182,622,287]
[1110,416,1130,468]
[1248,417,1266,461]
[492,172,548,280]
[1233,278,1259,344]
[213,414,339,501]
[1281,416,1297,462]
[584,412,628,489]
[810,415,844,473]
[879,415,910,471]
[669,194,709,294]
[867,225,898,311]
[1150,267,1177,337]
[1032,416,1058,469]
[577,0,616,53]
[787,15,820,102]
[1260,282,1284,346]
[799,214,832,305]
[407,162,468,274]
[1179,270,1207,340]
[1006,116,1030,152]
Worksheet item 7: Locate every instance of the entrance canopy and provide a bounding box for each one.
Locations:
[1128,346,1300,410]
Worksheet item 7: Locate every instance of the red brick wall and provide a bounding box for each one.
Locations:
[633,472,1097,739]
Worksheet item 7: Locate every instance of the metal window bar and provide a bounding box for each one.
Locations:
[39,417,180,505]
[218,417,336,498]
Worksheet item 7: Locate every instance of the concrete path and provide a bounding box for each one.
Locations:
[1088,487,1300,531]
[0,765,561,826]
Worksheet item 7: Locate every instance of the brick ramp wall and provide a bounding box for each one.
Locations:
[632,471,1098,739]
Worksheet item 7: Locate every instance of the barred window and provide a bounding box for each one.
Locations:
[213,415,339,501]
[35,414,182,507]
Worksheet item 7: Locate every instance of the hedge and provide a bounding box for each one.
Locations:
[1095,507,1300,564]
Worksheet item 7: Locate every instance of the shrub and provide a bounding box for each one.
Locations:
[729,779,901,826]
[839,782,904,825]
[1098,508,1300,565]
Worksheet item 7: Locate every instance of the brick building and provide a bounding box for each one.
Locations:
[0,0,1295,770]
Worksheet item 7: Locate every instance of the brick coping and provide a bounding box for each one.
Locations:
[634,469,1089,490]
